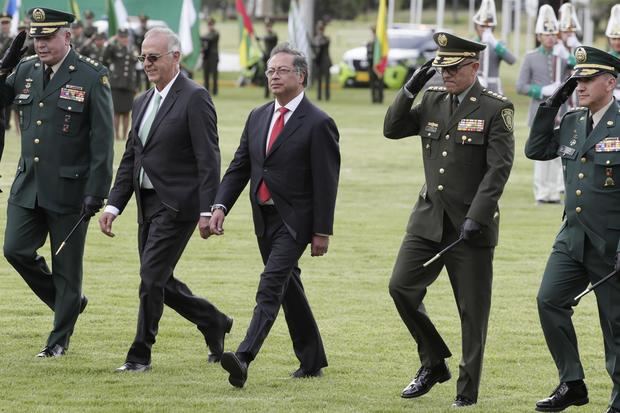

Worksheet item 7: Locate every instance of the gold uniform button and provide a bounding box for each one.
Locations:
[36,120,42,126]
[606,160,611,165]
[576,189,582,196]
[34,138,40,144]
[578,173,584,179]
[442,151,448,157]
[576,207,582,213]
[34,157,39,162]
[38,102,44,108]
[437,185,444,191]
[580,157,586,163]
[439,168,445,174]
[445,134,450,140]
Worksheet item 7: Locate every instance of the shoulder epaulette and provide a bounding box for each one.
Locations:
[482,88,508,101]
[77,53,102,70]
[22,54,37,62]
[427,86,446,92]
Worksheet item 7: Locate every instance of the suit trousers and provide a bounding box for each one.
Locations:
[4,202,87,348]
[388,216,494,402]
[126,189,226,364]
[537,238,620,408]
[237,206,328,371]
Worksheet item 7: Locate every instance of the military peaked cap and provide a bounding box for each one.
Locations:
[0,13,11,23]
[572,46,620,78]
[27,7,75,38]
[432,32,486,67]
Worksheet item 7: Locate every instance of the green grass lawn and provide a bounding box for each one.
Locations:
[0,19,614,413]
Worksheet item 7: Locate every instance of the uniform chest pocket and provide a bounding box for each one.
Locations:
[13,94,32,130]
[421,127,440,160]
[57,99,85,136]
[593,153,620,190]
[454,131,485,165]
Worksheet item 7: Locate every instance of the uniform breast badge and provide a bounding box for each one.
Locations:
[457,119,485,132]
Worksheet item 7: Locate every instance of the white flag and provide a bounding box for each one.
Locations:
[288,0,312,80]
[114,0,129,29]
[179,0,197,58]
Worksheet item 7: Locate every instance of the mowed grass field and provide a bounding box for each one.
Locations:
[0,20,614,413]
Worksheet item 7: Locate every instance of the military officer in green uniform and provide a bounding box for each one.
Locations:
[0,13,13,134]
[70,20,86,53]
[383,32,514,408]
[0,7,114,358]
[80,32,107,64]
[103,28,137,140]
[525,47,620,413]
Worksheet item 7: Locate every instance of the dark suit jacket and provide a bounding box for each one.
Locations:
[107,73,220,222]
[215,95,340,244]
[384,80,515,247]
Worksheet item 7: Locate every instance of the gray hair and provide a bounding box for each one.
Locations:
[269,42,309,86]
[144,27,181,53]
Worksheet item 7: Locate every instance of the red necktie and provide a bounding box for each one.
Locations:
[257,107,289,203]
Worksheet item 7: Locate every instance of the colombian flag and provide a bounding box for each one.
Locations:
[373,0,389,76]
[236,0,254,69]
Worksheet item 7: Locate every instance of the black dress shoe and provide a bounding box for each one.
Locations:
[204,316,233,363]
[80,295,88,314]
[401,361,451,399]
[452,395,475,407]
[535,381,589,412]
[115,362,152,372]
[221,352,248,388]
[36,344,66,358]
[291,367,323,378]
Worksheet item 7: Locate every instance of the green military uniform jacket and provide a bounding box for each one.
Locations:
[525,102,620,264]
[103,43,138,91]
[0,49,114,213]
[384,80,515,246]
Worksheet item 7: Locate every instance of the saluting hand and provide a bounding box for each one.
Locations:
[0,30,26,74]
[545,77,578,108]
[209,209,226,236]
[404,58,436,96]
[98,212,116,238]
[311,235,329,257]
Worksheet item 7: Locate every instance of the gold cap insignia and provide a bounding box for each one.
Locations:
[575,47,587,63]
[438,33,448,47]
[32,8,45,22]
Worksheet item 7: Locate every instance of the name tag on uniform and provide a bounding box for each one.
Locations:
[424,122,438,133]
[15,94,30,100]
[595,137,620,152]
[60,84,86,103]
[457,118,485,132]
[557,145,577,158]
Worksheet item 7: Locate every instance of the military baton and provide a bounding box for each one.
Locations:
[55,213,87,256]
[422,235,464,268]
[574,269,619,301]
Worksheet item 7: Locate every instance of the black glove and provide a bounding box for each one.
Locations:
[81,196,104,219]
[461,218,482,241]
[0,31,26,75]
[404,58,436,96]
[545,77,578,108]
[615,251,620,273]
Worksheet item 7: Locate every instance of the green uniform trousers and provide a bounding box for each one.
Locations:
[389,218,494,402]
[3,202,87,348]
[537,237,620,408]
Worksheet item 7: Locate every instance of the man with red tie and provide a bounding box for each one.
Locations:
[209,43,341,388]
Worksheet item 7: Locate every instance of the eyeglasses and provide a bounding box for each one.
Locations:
[265,67,297,77]
[138,51,175,63]
[437,61,475,75]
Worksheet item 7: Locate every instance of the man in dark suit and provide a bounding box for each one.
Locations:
[209,43,340,388]
[98,27,232,372]
[0,7,114,358]
[383,32,514,407]
[525,47,620,413]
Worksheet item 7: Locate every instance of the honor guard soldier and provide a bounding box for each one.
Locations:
[0,7,114,358]
[525,46,620,413]
[517,4,572,204]
[312,20,332,101]
[257,18,278,98]
[80,31,107,63]
[70,20,86,53]
[367,26,384,103]
[0,13,13,132]
[383,32,514,408]
[201,17,219,96]
[606,5,620,100]
[472,0,516,94]
[132,14,149,90]
[83,10,96,39]
[103,28,138,140]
